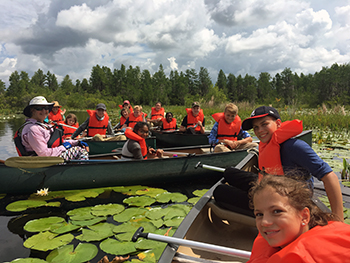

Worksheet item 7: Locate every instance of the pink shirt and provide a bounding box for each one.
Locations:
[21,118,78,156]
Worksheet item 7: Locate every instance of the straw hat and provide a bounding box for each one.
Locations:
[52,101,62,107]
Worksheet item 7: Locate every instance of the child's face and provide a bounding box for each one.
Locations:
[166,114,173,122]
[192,106,200,116]
[96,109,105,118]
[155,103,161,110]
[52,106,59,113]
[134,110,141,117]
[67,118,75,126]
[252,116,281,143]
[122,110,128,118]
[224,110,236,124]
[253,186,309,248]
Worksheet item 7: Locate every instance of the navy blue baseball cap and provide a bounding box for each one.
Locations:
[242,106,281,130]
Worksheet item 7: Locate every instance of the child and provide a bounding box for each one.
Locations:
[208,103,258,152]
[122,105,146,129]
[247,175,350,262]
[160,112,177,131]
[61,113,79,139]
[179,101,205,134]
[114,108,130,131]
[213,106,343,221]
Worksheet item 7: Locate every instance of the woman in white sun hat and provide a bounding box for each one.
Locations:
[14,96,89,161]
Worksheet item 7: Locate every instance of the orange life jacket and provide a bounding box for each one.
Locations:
[128,113,145,129]
[86,110,109,137]
[185,108,204,132]
[120,116,127,126]
[162,118,177,131]
[14,121,63,156]
[60,121,79,139]
[248,221,350,263]
[212,112,242,142]
[118,105,133,113]
[48,109,63,122]
[258,119,303,179]
[151,107,165,120]
[124,128,148,159]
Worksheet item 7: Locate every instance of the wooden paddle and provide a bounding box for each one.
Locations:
[132,227,251,259]
[4,156,65,168]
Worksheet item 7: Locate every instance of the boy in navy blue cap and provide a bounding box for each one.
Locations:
[214,106,343,221]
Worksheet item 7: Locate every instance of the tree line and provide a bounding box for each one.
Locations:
[0,62,350,111]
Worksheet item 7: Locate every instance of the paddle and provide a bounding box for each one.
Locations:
[52,121,77,130]
[4,156,65,168]
[132,227,251,259]
[195,161,225,172]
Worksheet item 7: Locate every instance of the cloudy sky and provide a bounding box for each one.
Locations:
[0,0,349,87]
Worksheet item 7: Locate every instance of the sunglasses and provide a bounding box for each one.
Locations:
[34,106,50,111]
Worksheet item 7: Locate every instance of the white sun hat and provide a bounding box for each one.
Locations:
[23,96,54,117]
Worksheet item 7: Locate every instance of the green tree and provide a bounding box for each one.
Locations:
[31,69,46,89]
[198,67,212,97]
[60,75,75,95]
[46,71,59,92]
[227,73,236,101]
[140,69,153,105]
[216,69,227,95]
[185,69,199,96]
[257,72,272,103]
[152,64,170,104]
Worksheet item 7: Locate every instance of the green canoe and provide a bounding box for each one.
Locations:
[150,130,210,147]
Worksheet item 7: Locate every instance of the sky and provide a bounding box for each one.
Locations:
[0,0,349,87]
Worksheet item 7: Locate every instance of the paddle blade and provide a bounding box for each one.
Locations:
[5,156,64,168]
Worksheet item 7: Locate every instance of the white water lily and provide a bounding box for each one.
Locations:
[36,188,49,196]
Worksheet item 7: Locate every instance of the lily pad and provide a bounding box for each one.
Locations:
[145,207,166,220]
[113,207,148,222]
[91,203,125,217]
[76,222,115,242]
[64,190,102,202]
[24,231,74,251]
[192,189,208,197]
[100,238,137,255]
[113,221,157,235]
[117,185,149,195]
[164,216,184,227]
[123,196,156,207]
[7,258,48,263]
[187,197,200,204]
[135,187,168,197]
[71,216,106,226]
[24,217,66,232]
[155,192,187,203]
[67,207,95,221]
[50,222,81,234]
[46,243,98,263]
[0,193,6,199]
[6,200,49,212]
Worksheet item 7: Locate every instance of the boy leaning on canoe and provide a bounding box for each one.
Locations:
[214,106,344,221]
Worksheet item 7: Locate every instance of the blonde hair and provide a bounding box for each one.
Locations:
[225,103,238,115]
[134,105,142,111]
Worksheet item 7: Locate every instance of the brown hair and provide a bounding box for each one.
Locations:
[225,103,238,115]
[249,175,339,229]
[65,113,77,124]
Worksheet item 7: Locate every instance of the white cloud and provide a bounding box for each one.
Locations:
[0,0,349,87]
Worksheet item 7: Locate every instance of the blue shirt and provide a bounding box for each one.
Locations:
[208,122,251,145]
[280,138,333,183]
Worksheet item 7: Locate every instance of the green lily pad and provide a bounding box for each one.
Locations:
[155,192,187,203]
[24,217,66,232]
[64,190,102,202]
[113,207,148,222]
[67,207,95,221]
[24,231,74,251]
[145,207,166,220]
[7,258,48,263]
[0,193,6,199]
[100,238,137,255]
[50,222,81,234]
[123,196,156,207]
[117,185,148,195]
[164,217,184,227]
[137,248,160,262]
[91,203,125,217]
[113,221,157,234]
[187,197,200,204]
[192,189,208,197]
[163,207,187,220]
[6,200,49,212]
[71,216,106,226]
[46,243,98,263]
[135,187,168,197]
[76,222,115,242]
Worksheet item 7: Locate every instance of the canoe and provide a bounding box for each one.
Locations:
[150,129,210,147]
[0,145,249,195]
[0,130,312,195]
[158,145,333,263]
[85,136,156,155]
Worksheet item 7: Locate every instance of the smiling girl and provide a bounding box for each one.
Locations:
[247,175,350,263]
